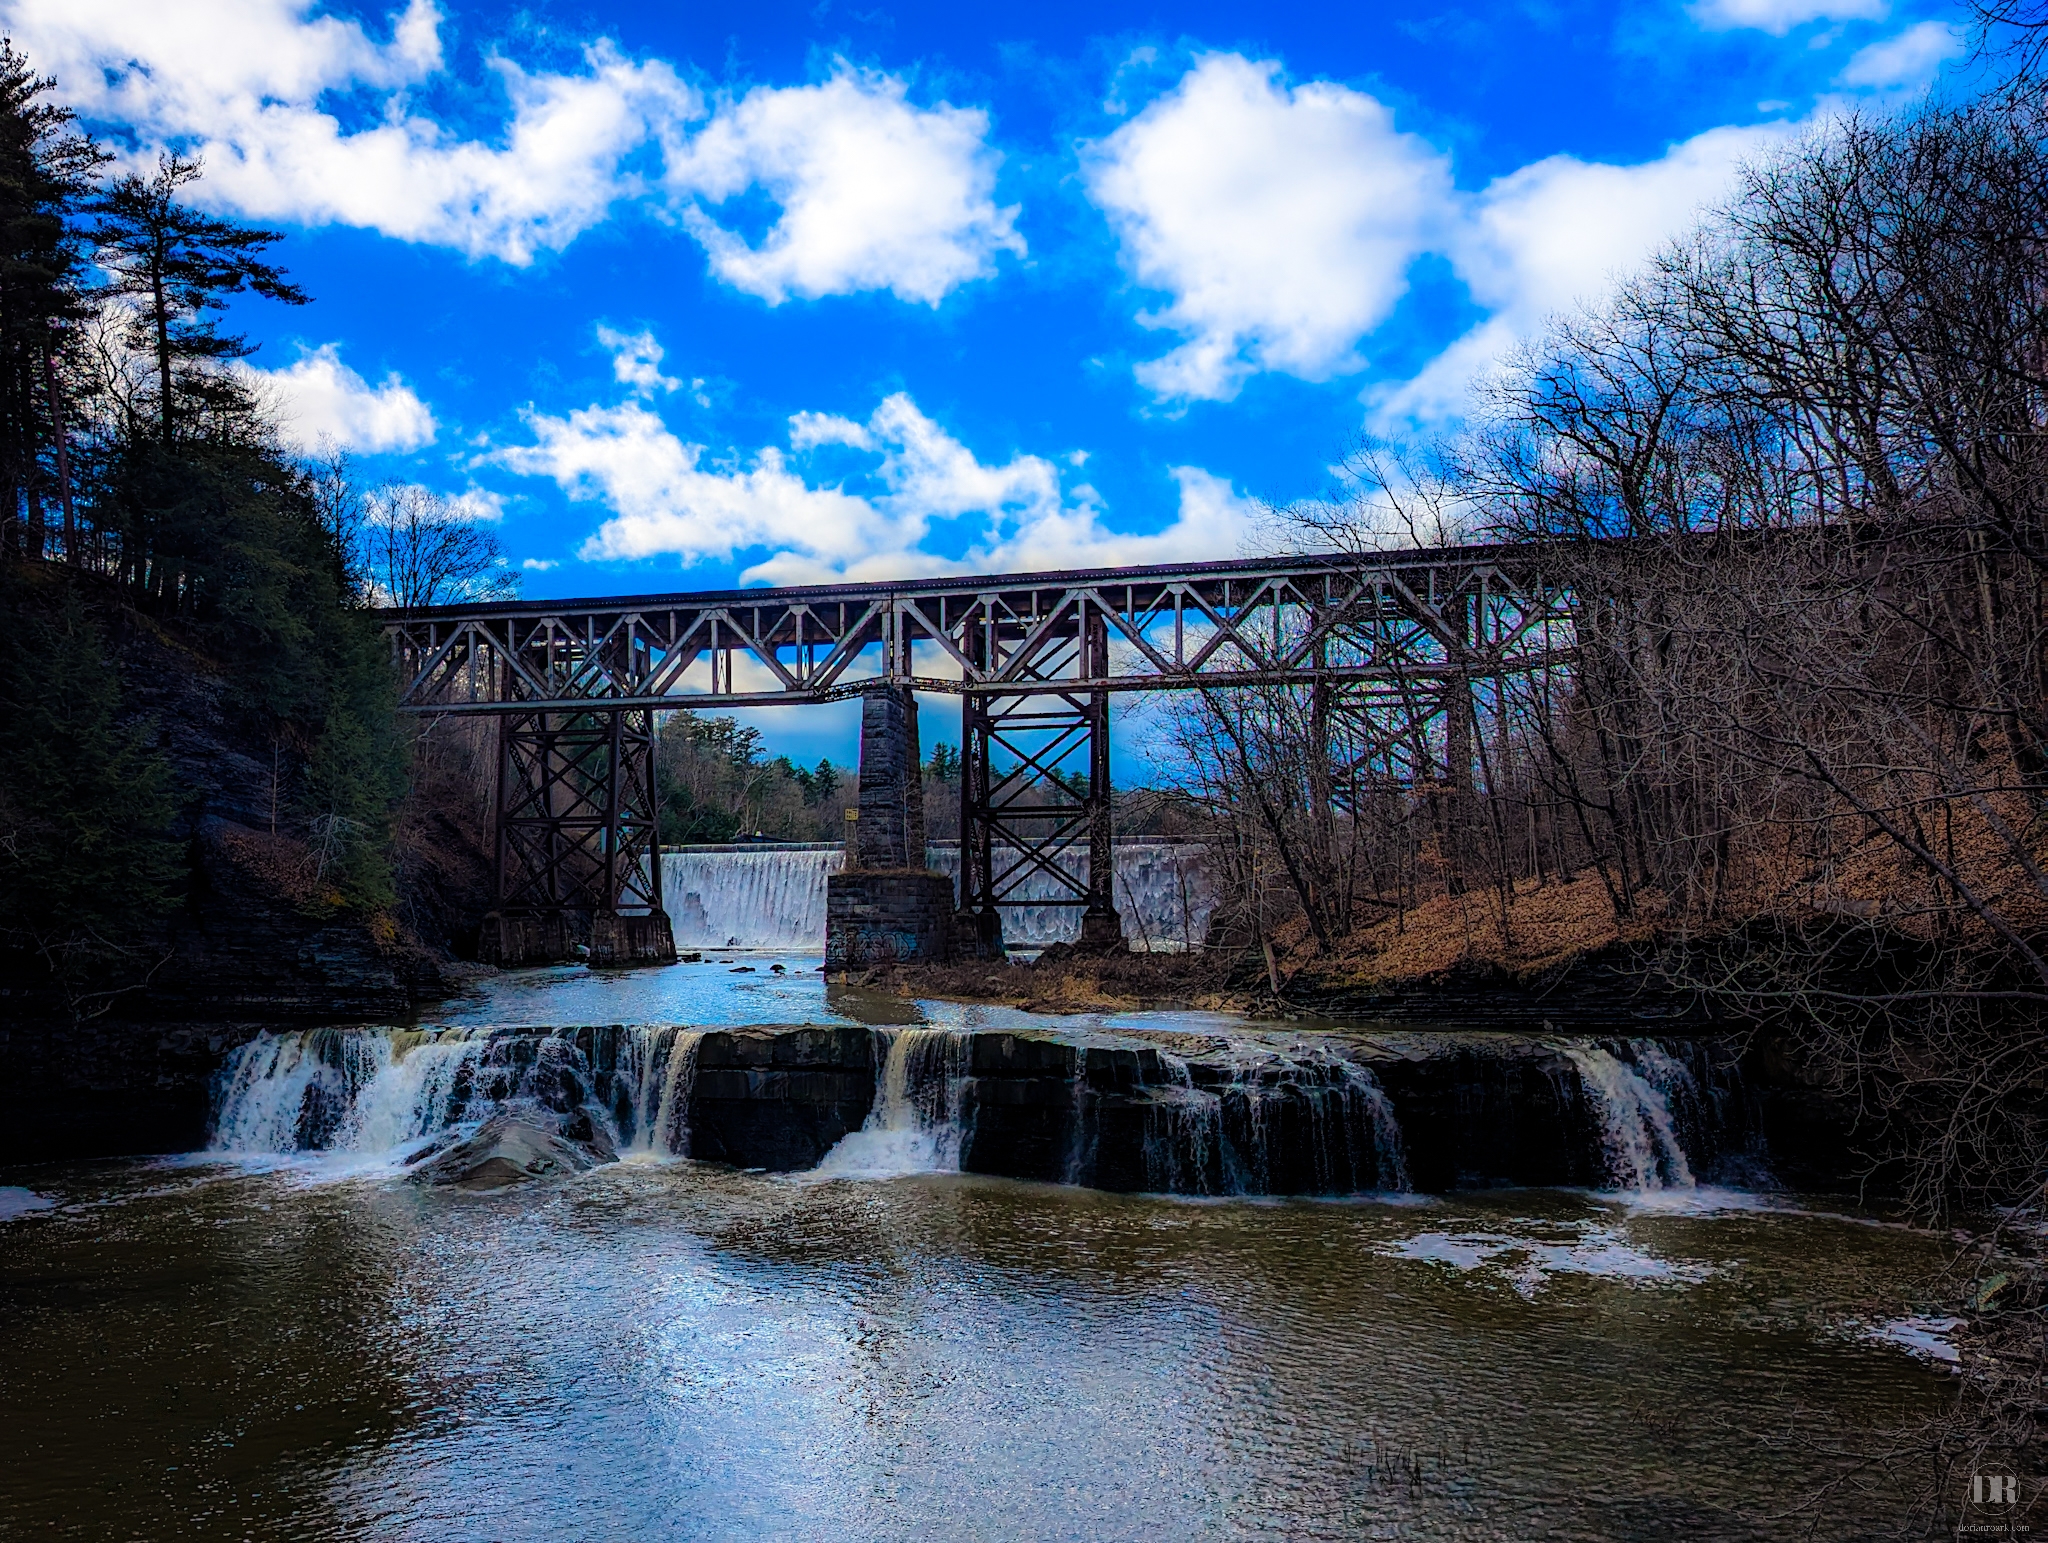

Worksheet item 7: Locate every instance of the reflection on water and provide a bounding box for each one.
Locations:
[430,953,854,1029]
[425,954,1329,1035]
[1,1156,1952,1541]
[0,959,1962,1539]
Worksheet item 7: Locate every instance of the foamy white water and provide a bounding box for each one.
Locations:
[622,1026,705,1157]
[664,849,840,950]
[817,1029,971,1177]
[0,1187,54,1221]
[662,842,1218,951]
[210,1031,397,1155]
[1384,1223,1718,1298]
[1563,1043,1696,1190]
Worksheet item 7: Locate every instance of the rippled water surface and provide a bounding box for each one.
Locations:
[0,963,1961,1541]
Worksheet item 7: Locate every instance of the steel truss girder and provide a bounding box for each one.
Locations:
[957,599,1118,944]
[382,547,1572,715]
[495,708,664,920]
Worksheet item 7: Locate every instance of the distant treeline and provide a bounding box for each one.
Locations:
[655,714,978,844]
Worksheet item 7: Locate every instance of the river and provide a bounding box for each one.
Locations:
[0,956,1960,1540]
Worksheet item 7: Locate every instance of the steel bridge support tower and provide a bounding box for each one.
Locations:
[478,707,676,968]
[956,605,1122,957]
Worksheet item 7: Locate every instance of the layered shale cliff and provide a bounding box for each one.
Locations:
[0,579,493,1160]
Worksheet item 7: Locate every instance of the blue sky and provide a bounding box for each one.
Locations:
[9,0,1974,761]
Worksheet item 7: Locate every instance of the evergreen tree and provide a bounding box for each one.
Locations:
[0,42,103,561]
[72,145,404,914]
[86,152,305,446]
[0,565,176,960]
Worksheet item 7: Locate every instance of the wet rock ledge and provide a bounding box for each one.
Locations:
[287,1021,1798,1195]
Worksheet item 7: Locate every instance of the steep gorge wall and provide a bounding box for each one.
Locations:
[0,590,490,1160]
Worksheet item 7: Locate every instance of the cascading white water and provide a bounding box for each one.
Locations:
[663,847,841,949]
[1142,1055,1224,1194]
[816,1028,972,1176]
[1128,1048,1410,1196]
[1562,1042,1697,1190]
[212,1025,703,1160]
[660,842,1217,951]
[925,844,1218,950]
[1335,1059,1411,1193]
[211,1029,490,1155]
[621,1026,705,1157]
[339,1033,488,1151]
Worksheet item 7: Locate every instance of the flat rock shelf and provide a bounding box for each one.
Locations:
[209,1021,1760,1197]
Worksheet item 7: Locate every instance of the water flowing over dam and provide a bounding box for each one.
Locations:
[661,842,1217,952]
[209,1021,1757,1197]
[14,962,1955,1543]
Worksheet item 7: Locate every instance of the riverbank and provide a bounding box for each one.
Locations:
[850,876,1706,1023]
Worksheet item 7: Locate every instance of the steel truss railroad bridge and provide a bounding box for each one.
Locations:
[380,546,1568,966]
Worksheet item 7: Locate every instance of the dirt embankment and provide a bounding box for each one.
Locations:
[867,876,1715,1029]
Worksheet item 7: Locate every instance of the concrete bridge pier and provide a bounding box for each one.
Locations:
[825,686,957,969]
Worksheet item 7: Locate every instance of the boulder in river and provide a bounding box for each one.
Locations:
[408,1104,617,1188]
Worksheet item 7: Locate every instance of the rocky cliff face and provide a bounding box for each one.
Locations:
[0,594,490,1161]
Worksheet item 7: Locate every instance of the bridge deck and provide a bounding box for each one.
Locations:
[380,545,1567,713]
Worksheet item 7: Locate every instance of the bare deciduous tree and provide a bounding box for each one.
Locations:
[360,482,519,614]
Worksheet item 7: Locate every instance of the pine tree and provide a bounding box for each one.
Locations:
[86,152,306,446]
[0,566,177,960]
[0,42,103,560]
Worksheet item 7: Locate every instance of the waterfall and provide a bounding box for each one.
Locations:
[1140,1056,1225,1194]
[1562,1041,1697,1190]
[660,841,1216,951]
[1220,1053,1408,1196]
[663,847,840,949]
[212,1029,436,1154]
[1109,843,1219,953]
[210,1021,1742,1199]
[925,843,1218,950]
[620,1027,705,1157]
[211,1024,701,1160]
[817,1028,972,1176]
[338,1032,490,1152]
[1116,1047,1410,1197]
[1337,1059,1411,1193]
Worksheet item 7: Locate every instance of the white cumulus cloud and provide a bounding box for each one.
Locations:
[799,393,1063,527]
[7,0,696,263]
[445,486,507,522]
[1838,21,1964,88]
[11,1,1018,297]
[1086,53,1451,402]
[501,383,1252,583]
[234,342,437,452]
[504,400,897,577]
[970,466,1262,574]
[1370,122,1788,428]
[666,69,1023,305]
[597,325,683,395]
[1689,0,1886,33]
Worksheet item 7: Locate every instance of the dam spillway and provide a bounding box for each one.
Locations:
[661,842,1218,952]
[210,1022,1760,1197]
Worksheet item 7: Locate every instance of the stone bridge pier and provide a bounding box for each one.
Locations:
[825,687,959,970]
